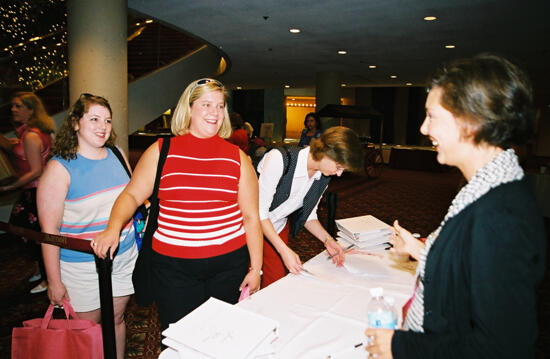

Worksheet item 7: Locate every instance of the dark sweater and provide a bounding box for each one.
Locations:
[392,179,546,359]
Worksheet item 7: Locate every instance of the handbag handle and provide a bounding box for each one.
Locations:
[40,299,80,329]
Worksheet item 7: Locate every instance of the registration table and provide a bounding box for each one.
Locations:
[160,249,416,359]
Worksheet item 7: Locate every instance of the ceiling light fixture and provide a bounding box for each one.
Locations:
[341,83,346,87]
[338,50,347,55]
[284,85,290,88]
[406,82,413,86]
[445,45,455,49]
[424,16,437,21]
[390,75,397,79]
[236,86,242,90]
[369,65,376,69]
[289,28,300,33]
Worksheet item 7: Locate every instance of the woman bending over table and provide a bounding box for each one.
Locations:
[92,78,263,332]
[364,54,546,359]
[258,126,363,287]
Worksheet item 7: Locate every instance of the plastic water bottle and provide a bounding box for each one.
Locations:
[367,287,397,329]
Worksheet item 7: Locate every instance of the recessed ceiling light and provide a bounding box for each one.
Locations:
[445,45,455,49]
[338,50,347,55]
[390,75,397,79]
[406,82,413,86]
[369,65,376,69]
[424,16,437,21]
[284,85,290,88]
[289,28,300,33]
[341,83,346,87]
[236,86,242,90]
[145,19,153,24]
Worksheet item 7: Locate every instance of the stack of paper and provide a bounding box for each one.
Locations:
[162,297,279,358]
[335,215,392,251]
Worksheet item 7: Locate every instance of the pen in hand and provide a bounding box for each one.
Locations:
[326,342,363,358]
[327,243,355,260]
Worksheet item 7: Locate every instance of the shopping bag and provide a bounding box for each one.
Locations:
[11,300,104,359]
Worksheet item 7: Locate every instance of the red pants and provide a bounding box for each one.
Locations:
[261,222,289,288]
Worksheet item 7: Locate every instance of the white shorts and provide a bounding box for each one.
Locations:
[60,242,138,312]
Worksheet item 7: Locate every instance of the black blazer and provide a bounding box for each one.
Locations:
[392,179,546,359]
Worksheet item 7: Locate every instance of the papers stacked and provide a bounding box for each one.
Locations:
[335,215,392,252]
[162,297,279,358]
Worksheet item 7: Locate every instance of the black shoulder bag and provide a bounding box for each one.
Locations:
[130,137,171,306]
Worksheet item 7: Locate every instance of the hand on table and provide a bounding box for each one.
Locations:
[280,245,303,274]
[325,238,345,266]
[239,270,261,294]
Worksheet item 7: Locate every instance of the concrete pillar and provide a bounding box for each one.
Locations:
[67,0,128,152]
[393,87,409,145]
[315,71,341,129]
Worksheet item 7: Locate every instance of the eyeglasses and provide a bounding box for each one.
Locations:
[190,78,223,94]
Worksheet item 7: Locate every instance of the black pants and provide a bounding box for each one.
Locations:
[151,245,249,331]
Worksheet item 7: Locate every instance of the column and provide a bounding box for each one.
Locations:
[315,71,341,129]
[67,0,128,152]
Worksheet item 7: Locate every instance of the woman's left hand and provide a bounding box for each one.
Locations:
[364,328,394,359]
[325,238,345,266]
[239,270,261,294]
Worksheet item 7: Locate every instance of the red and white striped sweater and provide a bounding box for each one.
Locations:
[152,134,246,258]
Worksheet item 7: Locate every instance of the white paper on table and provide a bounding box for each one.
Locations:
[162,297,278,359]
[278,312,367,359]
[343,253,392,276]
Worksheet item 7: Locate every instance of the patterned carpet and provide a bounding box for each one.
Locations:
[1,167,548,358]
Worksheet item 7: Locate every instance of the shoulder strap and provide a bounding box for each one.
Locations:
[151,137,171,201]
[110,146,131,178]
[276,145,292,177]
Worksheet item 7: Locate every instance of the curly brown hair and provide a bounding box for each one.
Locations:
[53,93,117,160]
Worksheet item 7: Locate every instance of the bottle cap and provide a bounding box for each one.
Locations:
[369,287,383,298]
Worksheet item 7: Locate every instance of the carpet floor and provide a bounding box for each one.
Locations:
[1,167,548,358]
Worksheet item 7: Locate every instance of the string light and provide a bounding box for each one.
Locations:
[1,0,67,90]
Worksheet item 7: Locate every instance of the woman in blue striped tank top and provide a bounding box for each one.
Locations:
[37,94,137,359]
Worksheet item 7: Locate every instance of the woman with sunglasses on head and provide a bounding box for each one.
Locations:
[93,78,263,331]
[364,55,546,359]
[37,94,138,359]
[258,126,364,287]
[0,92,54,294]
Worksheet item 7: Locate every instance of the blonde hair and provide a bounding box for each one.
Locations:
[13,92,55,134]
[171,78,231,138]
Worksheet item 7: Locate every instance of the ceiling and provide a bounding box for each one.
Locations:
[128,0,550,103]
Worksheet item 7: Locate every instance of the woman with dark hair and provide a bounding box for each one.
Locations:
[0,92,55,294]
[365,54,546,358]
[298,112,322,147]
[227,111,249,152]
[258,126,364,287]
[37,94,137,359]
[92,79,263,333]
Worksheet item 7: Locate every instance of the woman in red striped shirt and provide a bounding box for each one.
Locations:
[93,78,263,331]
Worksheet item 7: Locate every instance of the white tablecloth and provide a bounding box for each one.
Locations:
[160,251,416,359]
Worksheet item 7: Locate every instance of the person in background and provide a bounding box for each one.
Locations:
[227,111,249,153]
[92,78,263,332]
[258,126,364,287]
[365,54,546,359]
[0,92,54,294]
[298,112,322,147]
[37,94,137,359]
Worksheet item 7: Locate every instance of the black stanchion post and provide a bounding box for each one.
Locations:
[95,252,116,359]
[326,191,337,237]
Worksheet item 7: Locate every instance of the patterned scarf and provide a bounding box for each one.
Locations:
[403,148,524,332]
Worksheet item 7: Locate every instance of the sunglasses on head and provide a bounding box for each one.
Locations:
[190,78,223,94]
